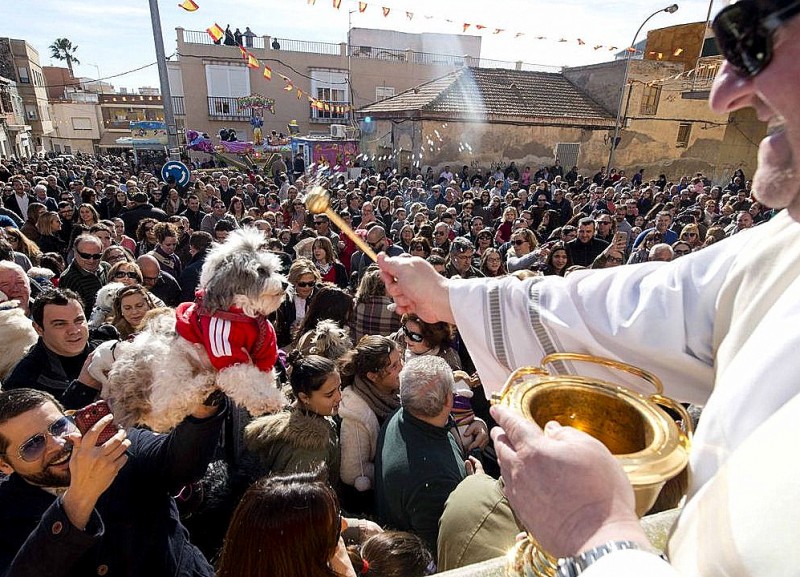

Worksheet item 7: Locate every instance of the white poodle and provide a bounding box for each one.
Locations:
[96,228,288,431]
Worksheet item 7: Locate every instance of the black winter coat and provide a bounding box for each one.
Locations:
[0,407,226,577]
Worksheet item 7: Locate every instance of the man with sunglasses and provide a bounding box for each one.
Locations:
[58,235,108,314]
[0,387,225,577]
[379,4,800,571]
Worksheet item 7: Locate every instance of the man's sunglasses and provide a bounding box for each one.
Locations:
[712,0,800,77]
[402,325,425,343]
[15,416,76,462]
[295,281,315,288]
[77,250,102,260]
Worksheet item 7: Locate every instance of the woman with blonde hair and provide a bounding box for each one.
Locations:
[505,228,540,272]
[4,227,41,267]
[36,212,67,257]
[679,223,703,249]
[273,258,321,348]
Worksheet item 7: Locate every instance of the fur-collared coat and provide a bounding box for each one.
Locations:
[243,407,340,485]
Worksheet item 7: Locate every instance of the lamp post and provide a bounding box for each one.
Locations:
[606,3,679,176]
[148,0,180,159]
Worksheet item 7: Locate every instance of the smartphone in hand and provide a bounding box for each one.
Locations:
[73,400,118,445]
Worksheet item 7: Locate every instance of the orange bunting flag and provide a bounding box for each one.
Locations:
[284,84,294,91]
[297,89,303,99]
[463,23,471,32]
[673,47,684,56]
[359,2,367,11]
[263,66,272,80]
[178,0,199,11]
[206,23,224,43]
[382,7,390,16]
[626,46,637,53]
[324,103,331,112]
[333,0,341,8]
[475,24,486,30]
[577,38,586,45]
[406,12,414,19]
[247,54,260,69]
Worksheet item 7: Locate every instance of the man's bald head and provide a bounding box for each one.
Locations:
[136,255,160,288]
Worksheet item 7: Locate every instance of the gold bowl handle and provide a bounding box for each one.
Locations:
[540,353,664,396]
[651,393,694,441]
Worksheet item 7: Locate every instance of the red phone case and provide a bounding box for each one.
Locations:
[74,400,117,445]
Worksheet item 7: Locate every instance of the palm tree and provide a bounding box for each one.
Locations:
[49,38,81,76]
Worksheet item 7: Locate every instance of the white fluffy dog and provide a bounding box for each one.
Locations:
[97,228,287,431]
[0,290,37,381]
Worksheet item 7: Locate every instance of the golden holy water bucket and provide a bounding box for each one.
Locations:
[491,353,692,577]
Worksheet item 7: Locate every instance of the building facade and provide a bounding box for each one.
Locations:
[0,38,54,155]
[169,26,483,147]
[0,75,32,159]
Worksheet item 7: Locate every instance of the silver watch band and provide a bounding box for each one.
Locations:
[555,540,668,577]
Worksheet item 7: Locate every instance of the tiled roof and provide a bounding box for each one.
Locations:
[360,67,614,126]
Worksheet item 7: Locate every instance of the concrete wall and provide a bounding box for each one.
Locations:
[563,60,626,115]
[645,22,706,69]
[361,118,612,175]
[49,101,101,154]
[350,28,481,59]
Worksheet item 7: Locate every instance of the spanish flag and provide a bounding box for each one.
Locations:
[179,0,199,11]
[206,23,224,43]
[247,54,260,69]
[263,66,272,80]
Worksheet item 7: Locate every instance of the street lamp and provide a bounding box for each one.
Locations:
[606,3,679,176]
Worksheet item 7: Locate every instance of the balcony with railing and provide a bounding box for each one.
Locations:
[172,96,185,116]
[309,101,349,123]
[682,56,722,93]
[179,29,557,72]
[207,96,250,120]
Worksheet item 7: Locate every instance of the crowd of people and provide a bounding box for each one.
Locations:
[0,66,784,576]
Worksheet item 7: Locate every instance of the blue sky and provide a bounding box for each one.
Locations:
[5,0,718,92]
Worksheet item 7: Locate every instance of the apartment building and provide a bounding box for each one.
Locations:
[0,38,54,154]
[169,26,482,143]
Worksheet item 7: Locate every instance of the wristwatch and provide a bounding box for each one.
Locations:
[555,541,668,576]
